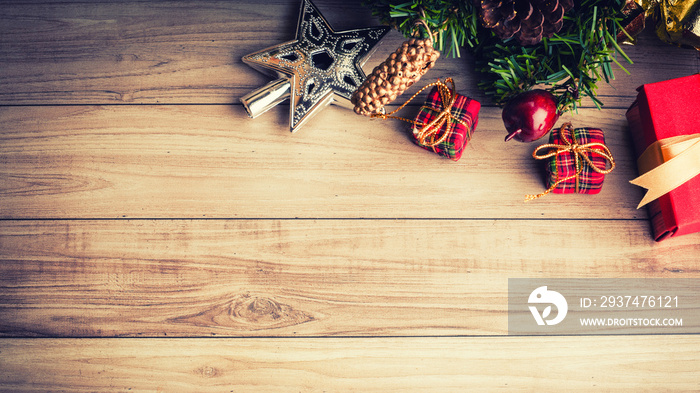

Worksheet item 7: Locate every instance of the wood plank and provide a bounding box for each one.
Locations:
[0,1,697,106]
[0,0,391,105]
[2,2,698,392]
[1,219,698,337]
[1,336,699,391]
[0,105,651,219]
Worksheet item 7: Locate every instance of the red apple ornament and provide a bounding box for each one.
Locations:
[502,89,560,142]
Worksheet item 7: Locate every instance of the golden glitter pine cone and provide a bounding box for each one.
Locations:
[352,38,440,116]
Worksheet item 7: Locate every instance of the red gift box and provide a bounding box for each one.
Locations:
[626,74,700,241]
[526,123,615,202]
[544,125,610,194]
[411,81,480,161]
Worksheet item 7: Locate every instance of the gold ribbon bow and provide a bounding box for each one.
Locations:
[371,78,468,147]
[525,123,616,201]
[630,134,700,208]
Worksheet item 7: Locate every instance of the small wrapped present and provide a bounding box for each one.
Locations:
[526,123,615,201]
[625,0,700,49]
[626,74,700,241]
[653,0,700,50]
[411,80,480,161]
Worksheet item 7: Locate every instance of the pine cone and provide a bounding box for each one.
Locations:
[477,0,574,46]
[352,38,440,116]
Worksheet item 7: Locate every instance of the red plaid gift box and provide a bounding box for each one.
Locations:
[411,82,480,161]
[528,123,615,200]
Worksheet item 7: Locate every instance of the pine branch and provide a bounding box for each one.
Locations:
[362,0,479,57]
[362,0,633,111]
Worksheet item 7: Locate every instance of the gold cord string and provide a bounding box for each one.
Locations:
[525,122,616,202]
[370,78,468,147]
[414,8,451,38]
[413,10,434,41]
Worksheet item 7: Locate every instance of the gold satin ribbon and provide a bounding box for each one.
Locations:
[371,78,468,147]
[630,134,700,208]
[525,123,616,201]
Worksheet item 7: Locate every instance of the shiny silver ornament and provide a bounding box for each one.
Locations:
[241,0,390,132]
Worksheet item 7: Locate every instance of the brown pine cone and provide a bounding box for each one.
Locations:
[352,38,440,116]
[477,0,574,46]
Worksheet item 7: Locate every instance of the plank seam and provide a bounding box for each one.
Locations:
[0,217,650,222]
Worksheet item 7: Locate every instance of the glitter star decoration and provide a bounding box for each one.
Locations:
[241,0,390,132]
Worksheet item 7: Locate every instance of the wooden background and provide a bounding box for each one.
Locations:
[1,0,699,391]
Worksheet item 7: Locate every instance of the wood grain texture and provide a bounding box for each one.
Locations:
[1,336,699,392]
[0,105,650,219]
[0,0,389,105]
[1,219,698,337]
[0,0,697,106]
[1,0,699,390]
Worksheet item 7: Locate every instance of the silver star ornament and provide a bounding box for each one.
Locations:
[240,0,390,132]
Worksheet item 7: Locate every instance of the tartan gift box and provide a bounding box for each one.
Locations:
[411,83,480,161]
[534,123,614,195]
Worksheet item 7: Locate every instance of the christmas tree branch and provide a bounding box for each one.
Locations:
[363,0,478,57]
[362,0,633,111]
